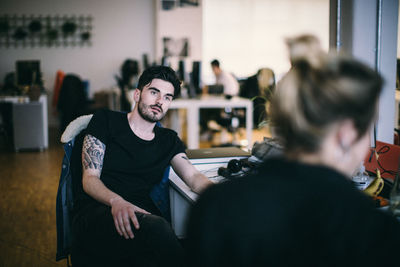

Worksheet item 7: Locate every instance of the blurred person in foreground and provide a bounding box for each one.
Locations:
[186,35,400,266]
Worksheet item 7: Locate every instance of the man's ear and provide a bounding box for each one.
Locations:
[336,119,358,151]
[133,88,141,103]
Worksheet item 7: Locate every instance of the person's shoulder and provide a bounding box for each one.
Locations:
[94,108,126,120]
[197,174,253,204]
[92,108,114,117]
[259,157,347,182]
[194,181,232,208]
[156,125,179,137]
[92,108,107,117]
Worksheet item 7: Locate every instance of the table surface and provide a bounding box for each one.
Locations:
[0,95,29,103]
[169,160,227,203]
[169,154,251,202]
[170,95,253,108]
[168,95,253,149]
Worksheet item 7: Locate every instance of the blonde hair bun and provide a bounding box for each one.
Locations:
[286,34,325,68]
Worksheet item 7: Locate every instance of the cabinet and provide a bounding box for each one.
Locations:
[12,95,48,151]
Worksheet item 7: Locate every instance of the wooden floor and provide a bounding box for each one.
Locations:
[0,126,268,267]
[0,128,65,267]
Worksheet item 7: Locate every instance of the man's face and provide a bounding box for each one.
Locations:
[211,65,220,76]
[134,78,174,122]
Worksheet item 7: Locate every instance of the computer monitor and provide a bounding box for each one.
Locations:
[16,60,41,86]
[142,54,150,70]
[177,60,185,82]
[191,61,201,95]
[208,84,224,95]
[161,56,169,67]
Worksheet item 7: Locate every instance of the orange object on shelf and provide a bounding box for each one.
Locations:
[52,70,65,109]
[373,196,389,207]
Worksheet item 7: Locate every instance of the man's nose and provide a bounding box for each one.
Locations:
[155,95,163,105]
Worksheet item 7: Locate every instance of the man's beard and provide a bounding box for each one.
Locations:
[137,101,166,123]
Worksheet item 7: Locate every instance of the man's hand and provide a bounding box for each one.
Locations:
[109,196,150,239]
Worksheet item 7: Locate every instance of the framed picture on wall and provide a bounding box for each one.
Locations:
[161,0,199,10]
[179,0,199,7]
[163,37,189,57]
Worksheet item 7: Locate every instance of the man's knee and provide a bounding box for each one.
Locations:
[137,213,173,236]
[137,213,183,264]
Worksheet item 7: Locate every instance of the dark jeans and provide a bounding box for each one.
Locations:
[72,202,184,267]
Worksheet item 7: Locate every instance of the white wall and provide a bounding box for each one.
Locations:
[397,3,400,58]
[0,0,155,125]
[202,0,330,83]
[155,0,203,73]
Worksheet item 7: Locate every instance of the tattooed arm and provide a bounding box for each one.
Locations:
[170,153,214,194]
[82,134,149,239]
[81,134,116,204]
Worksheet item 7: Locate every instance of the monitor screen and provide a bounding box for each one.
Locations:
[16,60,41,86]
[191,61,201,94]
[178,60,185,82]
[142,54,150,70]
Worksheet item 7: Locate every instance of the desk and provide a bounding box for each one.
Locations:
[169,148,250,238]
[168,96,253,149]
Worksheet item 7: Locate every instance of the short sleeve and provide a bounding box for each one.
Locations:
[171,133,186,158]
[155,126,186,162]
[85,109,110,144]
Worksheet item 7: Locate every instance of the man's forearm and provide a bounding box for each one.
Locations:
[82,174,123,206]
[190,173,214,194]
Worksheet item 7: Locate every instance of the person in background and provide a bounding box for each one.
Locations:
[186,36,400,266]
[210,59,239,97]
[116,59,140,112]
[240,67,276,127]
[72,66,213,267]
[200,59,241,145]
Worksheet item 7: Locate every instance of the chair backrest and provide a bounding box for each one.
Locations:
[56,115,92,261]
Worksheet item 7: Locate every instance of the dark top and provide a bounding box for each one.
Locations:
[187,158,400,267]
[80,109,185,214]
[239,74,267,127]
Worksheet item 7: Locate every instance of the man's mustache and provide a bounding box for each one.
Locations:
[150,104,163,113]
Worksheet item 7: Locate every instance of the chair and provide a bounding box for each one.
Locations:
[55,114,171,266]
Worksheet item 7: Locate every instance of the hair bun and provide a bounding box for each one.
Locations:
[286,34,325,68]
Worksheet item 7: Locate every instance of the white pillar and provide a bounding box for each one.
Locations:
[329,0,399,144]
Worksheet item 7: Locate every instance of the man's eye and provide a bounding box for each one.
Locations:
[151,91,157,95]
[165,97,172,102]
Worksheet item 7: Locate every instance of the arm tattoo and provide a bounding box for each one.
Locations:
[82,134,106,171]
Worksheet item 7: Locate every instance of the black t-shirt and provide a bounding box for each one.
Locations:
[82,109,185,214]
[187,158,400,266]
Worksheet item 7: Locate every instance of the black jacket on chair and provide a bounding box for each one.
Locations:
[57,74,87,133]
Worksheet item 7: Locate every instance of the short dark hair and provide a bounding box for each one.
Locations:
[137,65,181,97]
[211,59,220,67]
